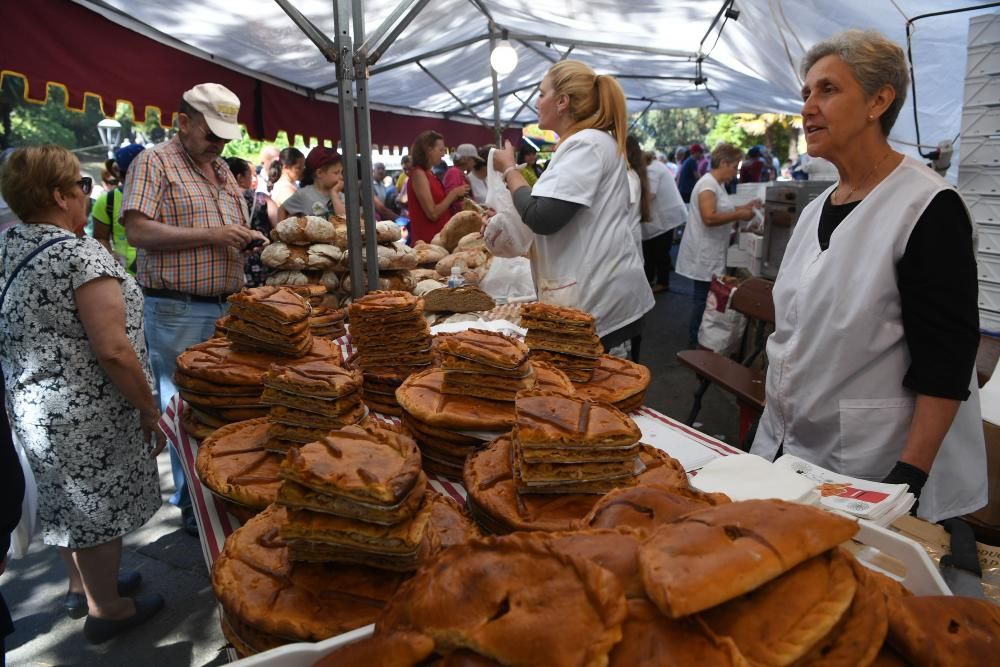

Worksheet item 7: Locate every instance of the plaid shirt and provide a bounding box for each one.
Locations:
[122,137,249,296]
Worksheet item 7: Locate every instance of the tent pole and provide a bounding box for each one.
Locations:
[504,45,573,129]
[489,29,501,145]
[274,0,338,61]
[416,62,492,130]
[334,0,366,299]
[360,0,430,66]
[353,0,380,292]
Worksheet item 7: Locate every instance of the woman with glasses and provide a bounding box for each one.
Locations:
[0,146,166,643]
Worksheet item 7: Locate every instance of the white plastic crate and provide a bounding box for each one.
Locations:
[962,75,1000,109]
[979,222,1000,254]
[958,166,1000,196]
[968,12,1000,49]
[961,107,1000,138]
[964,193,1000,223]
[959,136,1000,168]
[980,279,1000,311]
[966,44,1000,78]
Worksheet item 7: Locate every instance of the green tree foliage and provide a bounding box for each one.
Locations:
[2,77,105,149]
[630,108,715,155]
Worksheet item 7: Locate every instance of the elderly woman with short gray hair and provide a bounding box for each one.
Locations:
[750,30,985,523]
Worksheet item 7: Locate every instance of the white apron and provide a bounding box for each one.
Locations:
[675,173,735,282]
[752,156,987,523]
[531,130,654,337]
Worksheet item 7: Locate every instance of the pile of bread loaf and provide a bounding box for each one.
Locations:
[395,329,579,480]
[511,391,646,496]
[348,291,433,416]
[261,215,345,296]
[211,422,481,656]
[315,492,1000,666]
[519,302,651,410]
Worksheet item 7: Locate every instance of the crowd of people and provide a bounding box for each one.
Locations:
[0,26,988,658]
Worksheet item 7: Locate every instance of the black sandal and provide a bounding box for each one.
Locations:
[83,593,164,644]
[63,571,143,619]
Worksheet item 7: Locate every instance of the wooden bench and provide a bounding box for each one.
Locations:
[676,278,775,449]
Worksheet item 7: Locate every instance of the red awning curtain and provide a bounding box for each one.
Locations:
[2,0,520,148]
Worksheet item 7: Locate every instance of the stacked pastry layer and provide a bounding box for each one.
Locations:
[511,391,646,496]
[260,361,365,454]
[175,337,339,437]
[573,354,652,413]
[276,423,432,571]
[223,286,314,357]
[438,329,535,401]
[521,302,603,382]
[308,306,347,340]
[348,291,433,416]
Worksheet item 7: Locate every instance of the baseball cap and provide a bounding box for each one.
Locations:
[114,143,145,177]
[182,83,242,141]
[305,146,342,172]
[689,143,705,154]
[453,143,483,163]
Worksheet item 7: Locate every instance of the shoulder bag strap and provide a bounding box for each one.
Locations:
[0,236,74,311]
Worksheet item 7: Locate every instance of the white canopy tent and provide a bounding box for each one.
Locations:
[77,0,998,165]
[68,0,999,294]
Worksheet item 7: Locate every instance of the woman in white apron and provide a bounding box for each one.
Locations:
[675,144,759,347]
[751,29,986,522]
[491,61,653,353]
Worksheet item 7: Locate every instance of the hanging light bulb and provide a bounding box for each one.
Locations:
[490,30,518,75]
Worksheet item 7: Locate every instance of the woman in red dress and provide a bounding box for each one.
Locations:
[405,130,469,244]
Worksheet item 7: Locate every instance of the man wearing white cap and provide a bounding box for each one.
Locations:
[122,83,268,536]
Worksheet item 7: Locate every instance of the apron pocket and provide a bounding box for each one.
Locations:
[837,397,914,480]
[539,278,579,308]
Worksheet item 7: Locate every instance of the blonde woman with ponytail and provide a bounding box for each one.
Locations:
[492,60,653,353]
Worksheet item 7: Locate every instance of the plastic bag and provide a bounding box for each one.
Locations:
[697,275,747,356]
[483,148,534,258]
[10,428,38,558]
[479,256,537,303]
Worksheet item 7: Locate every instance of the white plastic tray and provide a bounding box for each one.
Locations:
[231,515,950,666]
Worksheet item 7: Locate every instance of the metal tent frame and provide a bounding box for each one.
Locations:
[287,0,733,298]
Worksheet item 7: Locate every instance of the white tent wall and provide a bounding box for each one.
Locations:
[74,0,997,181]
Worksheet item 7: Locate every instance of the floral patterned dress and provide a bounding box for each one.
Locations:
[0,224,160,548]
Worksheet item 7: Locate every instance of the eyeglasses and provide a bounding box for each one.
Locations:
[76,177,93,196]
[203,125,227,144]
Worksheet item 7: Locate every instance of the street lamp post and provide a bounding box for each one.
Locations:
[97,119,122,159]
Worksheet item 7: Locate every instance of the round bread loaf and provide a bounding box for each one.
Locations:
[376,533,627,667]
[212,505,406,644]
[572,354,652,404]
[195,418,284,509]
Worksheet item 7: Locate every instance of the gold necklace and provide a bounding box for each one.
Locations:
[834,150,893,204]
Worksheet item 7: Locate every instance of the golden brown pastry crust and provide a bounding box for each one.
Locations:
[376,533,627,667]
[263,361,360,398]
[794,555,888,667]
[276,475,427,525]
[514,390,641,448]
[436,329,530,370]
[545,528,646,599]
[279,423,422,504]
[520,302,596,330]
[281,500,433,554]
[464,436,686,533]
[608,599,749,667]
[528,360,577,395]
[196,418,284,508]
[700,550,858,666]
[174,371,264,396]
[212,505,405,642]
[886,594,1000,667]
[572,355,652,402]
[578,485,728,534]
[396,368,516,431]
[267,403,367,429]
[181,408,218,440]
[176,337,338,386]
[524,330,604,358]
[260,386,363,416]
[638,499,859,618]
[227,286,312,324]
